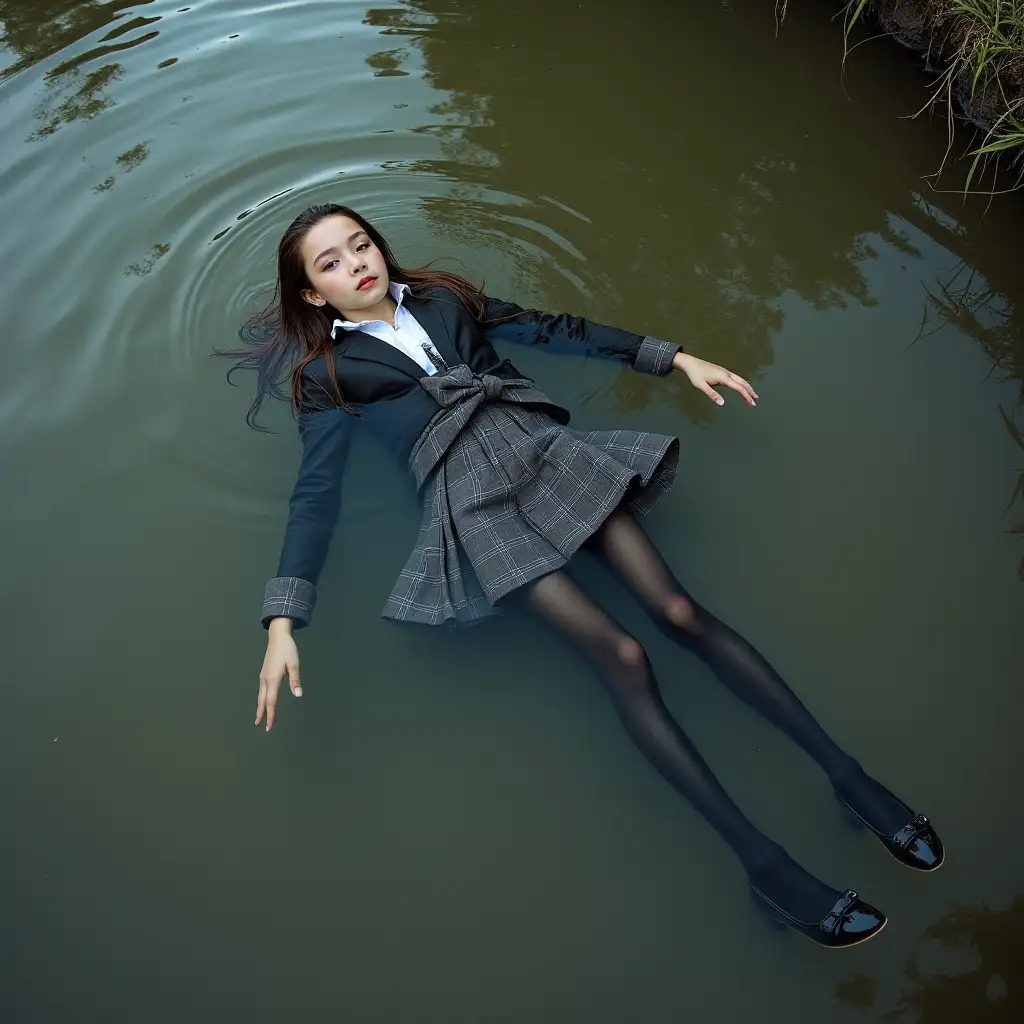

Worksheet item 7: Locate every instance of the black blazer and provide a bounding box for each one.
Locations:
[267,286,680,624]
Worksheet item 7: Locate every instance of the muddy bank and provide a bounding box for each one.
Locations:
[851,0,1024,153]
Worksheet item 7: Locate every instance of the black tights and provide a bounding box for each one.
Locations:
[519,509,911,921]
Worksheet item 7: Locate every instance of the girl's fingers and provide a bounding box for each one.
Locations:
[256,680,266,726]
[287,661,302,697]
[723,378,756,406]
[698,382,725,406]
[258,673,280,731]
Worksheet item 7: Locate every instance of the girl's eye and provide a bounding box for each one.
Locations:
[322,259,339,271]
[356,242,370,252]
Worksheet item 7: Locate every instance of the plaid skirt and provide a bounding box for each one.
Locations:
[381,364,679,626]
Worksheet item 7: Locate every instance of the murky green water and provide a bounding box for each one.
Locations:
[3,1,1023,1021]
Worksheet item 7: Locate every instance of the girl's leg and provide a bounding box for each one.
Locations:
[517,568,856,923]
[587,509,912,837]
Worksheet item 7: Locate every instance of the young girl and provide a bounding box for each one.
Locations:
[230,203,943,950]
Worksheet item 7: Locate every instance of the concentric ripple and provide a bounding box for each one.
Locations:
[0,0,606,524]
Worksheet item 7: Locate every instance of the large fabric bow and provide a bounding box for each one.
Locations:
[409,363,567,488]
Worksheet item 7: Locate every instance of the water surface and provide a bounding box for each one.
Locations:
[2,1,1022,1021]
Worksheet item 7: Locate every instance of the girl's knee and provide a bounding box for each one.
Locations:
[662,593,703,635]
[615,635,647,668]
[607,635,654,693]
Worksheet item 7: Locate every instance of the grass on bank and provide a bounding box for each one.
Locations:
[843,0,1024,190]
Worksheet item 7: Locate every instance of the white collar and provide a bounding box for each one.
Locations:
[331,280,409,339]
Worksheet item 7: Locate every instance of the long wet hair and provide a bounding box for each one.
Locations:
[222,203,488,428]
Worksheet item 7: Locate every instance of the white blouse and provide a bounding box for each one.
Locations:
[330,281,444,375]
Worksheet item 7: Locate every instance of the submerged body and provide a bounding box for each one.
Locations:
[233,204,944,952]
[261,280,682,629]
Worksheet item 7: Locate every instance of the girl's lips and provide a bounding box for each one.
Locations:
[357,276,377,291]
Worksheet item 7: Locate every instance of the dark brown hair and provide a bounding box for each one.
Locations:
[222,203,487,428]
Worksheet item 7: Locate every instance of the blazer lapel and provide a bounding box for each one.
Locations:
[403,291,462,369]
[336,330,425,379]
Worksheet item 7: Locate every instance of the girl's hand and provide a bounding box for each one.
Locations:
[672,352,758,407]
[256,619,302,732]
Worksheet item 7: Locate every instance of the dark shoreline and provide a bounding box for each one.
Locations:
[837,0,1024,173]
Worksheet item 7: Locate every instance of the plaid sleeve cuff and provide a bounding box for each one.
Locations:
[633,336,681,376]
[262,577,317,630]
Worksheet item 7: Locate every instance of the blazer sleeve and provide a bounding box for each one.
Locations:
[261,407,355,630]
[480,294,682,376]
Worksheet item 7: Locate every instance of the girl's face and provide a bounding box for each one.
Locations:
[298,214,390,317]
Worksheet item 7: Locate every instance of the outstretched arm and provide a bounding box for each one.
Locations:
[480,294,681,376]
[261,407,355,630]
[481,294,757,406]
[256,405,354,732]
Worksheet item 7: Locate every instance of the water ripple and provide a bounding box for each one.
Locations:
[0,0,604,523]
[158,165,599,519]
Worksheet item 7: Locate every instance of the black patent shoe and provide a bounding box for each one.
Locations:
[837,784,945,872]
[750,886,887,949]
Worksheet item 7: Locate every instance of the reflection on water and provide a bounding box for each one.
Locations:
[115,140,148,170]
[367,46,410,77]
[99,13,159,44]
[93,140,150,192]
[364,4,436,38]
[369,0,952,425]
[1002,412,1024,578]
[4,0,159,141]
[835,898,1023,1021]
[919,263,1024,578]
[0,0,143,80]
[27,60,121,139]
[2,0,1024,1021]
[379,0,1024,579]
[837,972,878,1009]
[124,241,171,277]
[921,266,1021,385]
[44,16,157,75]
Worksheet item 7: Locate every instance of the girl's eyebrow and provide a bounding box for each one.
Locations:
[314,232,368,266]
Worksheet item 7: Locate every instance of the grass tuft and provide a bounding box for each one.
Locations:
[842,0,1024,190]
